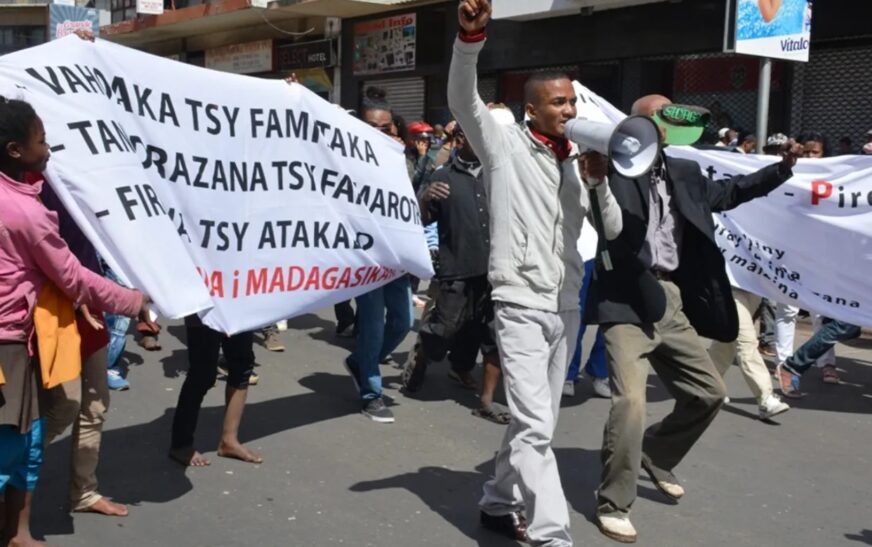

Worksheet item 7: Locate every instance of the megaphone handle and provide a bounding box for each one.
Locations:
[588,188,614,273]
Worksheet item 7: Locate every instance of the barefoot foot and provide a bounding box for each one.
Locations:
[8,536,48,547]
[169,447,211,467]
[217,440,263,464]
[74,497,129,517]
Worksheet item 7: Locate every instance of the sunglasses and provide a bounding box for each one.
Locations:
[367,121,393,133]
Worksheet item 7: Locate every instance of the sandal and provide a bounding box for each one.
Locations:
[138,333,161,351]
[821,364,840,384]
[472,403,511,425]
[447,369,478,390]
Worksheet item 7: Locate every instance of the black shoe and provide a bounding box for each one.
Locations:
[401,343,429,393]
[362,398,394,423]
[336,322,356,338]
[480,511,528,542]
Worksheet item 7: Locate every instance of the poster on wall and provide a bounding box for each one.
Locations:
[48,4,100,40]
[136,0,164,16]
[205,40,274,74]
[734,0,812,62]
[353,13,416,76]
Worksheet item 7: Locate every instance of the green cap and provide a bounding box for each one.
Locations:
[652,104,711,146]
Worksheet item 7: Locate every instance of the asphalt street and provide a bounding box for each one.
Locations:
[32,305,872,547]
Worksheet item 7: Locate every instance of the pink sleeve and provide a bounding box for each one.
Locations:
[30,229,142,317]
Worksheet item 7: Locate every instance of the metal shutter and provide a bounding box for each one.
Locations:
[670,53,774,142]
[792,45,872,148]
[478,75,498,104]
[363,77,425,122]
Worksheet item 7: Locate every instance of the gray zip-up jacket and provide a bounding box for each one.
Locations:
[447,37,623,312]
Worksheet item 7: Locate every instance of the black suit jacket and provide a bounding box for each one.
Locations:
[584,156,791,342]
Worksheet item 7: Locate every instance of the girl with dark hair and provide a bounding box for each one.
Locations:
[798,131,827,158]
[0,96,151,546]
[344,87,414,423]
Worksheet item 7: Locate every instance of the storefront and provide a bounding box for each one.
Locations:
[465,0,871,145]
[192,36,339,101]
[341,3,453,124]
[275,38,339,101]
[204,39,276,76]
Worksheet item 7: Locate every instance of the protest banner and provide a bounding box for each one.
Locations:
[0,37,433,334]
[575,81,872,327]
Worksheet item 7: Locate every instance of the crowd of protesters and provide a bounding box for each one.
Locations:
[1,11,870,546]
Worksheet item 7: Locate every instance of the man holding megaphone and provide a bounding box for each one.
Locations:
[582,94,802,543]
[448,1,623,545]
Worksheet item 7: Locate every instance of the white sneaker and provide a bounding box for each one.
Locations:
[276,320,288,332]
[592,377,612,399]
[596,514,637,543]
[758,394,790,420]
[562,380,575,397]
[724,395,731,404]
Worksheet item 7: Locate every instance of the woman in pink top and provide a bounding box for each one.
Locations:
[0,96,150,547]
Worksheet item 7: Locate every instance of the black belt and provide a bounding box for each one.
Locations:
[651,269,673,281]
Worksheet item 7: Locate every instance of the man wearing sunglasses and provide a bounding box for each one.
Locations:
[585,94,802,543]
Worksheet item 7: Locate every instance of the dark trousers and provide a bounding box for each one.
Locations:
[334,301,355,331]
[419,276,496,373]
[170,321,254,449]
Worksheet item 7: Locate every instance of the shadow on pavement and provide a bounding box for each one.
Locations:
[555,447,602,522]
[115,348,144,377]
[287,313,356,351]
[34,407,193,539]
[846,529,872,545]
[718,401,772,423]
[346,447,689,544]
[348,461,517,546]
[34,372,359,540]
[161,348,188,379]
[163,323,187,346]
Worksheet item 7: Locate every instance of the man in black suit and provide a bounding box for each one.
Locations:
[587,94,801,543]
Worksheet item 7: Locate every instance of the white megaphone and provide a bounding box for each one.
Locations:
[564,116,660,272]
[564,115,661,178]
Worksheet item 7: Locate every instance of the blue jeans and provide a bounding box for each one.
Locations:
[786,318,861,375]
[104,313,131,370]
[102,266,130,370]
[0,418,44,493]
[349,277,413,401]
[567,260,607,381]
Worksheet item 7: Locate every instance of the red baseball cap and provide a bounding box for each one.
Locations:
[407,121,434,136]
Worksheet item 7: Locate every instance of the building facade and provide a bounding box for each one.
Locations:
[339,0,871,147]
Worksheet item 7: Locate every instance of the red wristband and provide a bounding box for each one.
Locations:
[458,29,487,43]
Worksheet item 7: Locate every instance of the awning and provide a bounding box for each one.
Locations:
[101,0,437,49]
[275,0,439,17]
[493,0,668,21]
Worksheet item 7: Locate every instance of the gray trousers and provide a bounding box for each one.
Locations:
[598,281,725,517]
[480,302,579,547]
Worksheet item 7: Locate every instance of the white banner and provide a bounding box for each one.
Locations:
[575,81,872,326]
[0,37,432,334]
